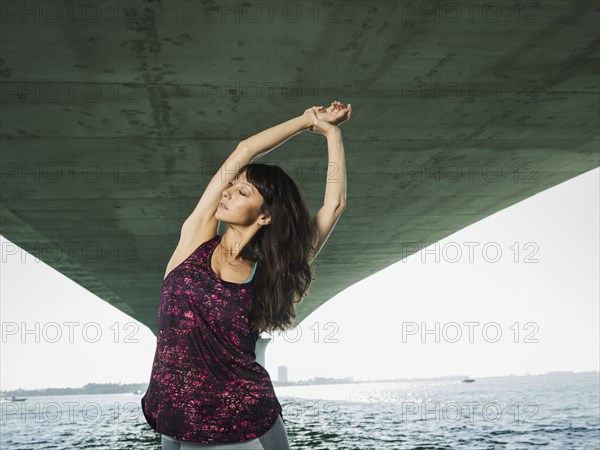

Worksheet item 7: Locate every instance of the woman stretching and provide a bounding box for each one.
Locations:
[141,100,352,449]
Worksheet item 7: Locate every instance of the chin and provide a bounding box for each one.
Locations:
[215,209,231,222]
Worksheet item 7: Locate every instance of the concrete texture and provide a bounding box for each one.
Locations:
[1,0,598,336]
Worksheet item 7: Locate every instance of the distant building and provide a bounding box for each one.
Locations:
[278,365,288,382]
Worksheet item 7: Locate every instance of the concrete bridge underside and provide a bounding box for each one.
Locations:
[1,1,598,341]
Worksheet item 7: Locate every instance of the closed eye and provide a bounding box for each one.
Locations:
[228,181,247,196]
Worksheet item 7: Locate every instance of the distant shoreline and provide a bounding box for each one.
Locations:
[2,371,597,398]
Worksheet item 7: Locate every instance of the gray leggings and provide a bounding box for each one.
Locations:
[160,416,290,450]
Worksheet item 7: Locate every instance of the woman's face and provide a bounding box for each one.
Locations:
[216,172,269,226]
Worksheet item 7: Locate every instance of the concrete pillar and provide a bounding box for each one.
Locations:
[255,336,270,367]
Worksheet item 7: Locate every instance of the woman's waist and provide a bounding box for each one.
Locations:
[153,345,265,377]
[148,363,278,403]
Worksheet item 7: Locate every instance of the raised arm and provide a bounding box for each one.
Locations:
[309,127,348,264]
[170,105,349,278]
[304,103,351,263]
[240,103,350,162]
[241,115,311,162]
[164,112,314,280]
[196,107,347,229]
[184,113,314,227]
[321,127,347,210]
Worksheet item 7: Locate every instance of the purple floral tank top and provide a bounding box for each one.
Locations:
[141,234,283,443]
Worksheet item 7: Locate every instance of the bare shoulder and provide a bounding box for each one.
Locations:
[163,216,219,280]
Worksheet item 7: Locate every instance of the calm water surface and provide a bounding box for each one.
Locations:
[1,373,598,449]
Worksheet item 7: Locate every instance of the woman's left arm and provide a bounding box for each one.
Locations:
[240,102,348,162]
[321,127,347,211]
[307,108,350,264]
[240,115,312,163]
[308,127,347,264]
[305,103,350,211]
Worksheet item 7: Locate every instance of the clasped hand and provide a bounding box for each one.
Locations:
[303,100,352,136]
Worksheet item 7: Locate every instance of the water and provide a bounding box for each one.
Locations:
[1,373,598,449]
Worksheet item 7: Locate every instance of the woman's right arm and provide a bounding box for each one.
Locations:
[183,111,313,231]
[182,144,252,233]
[242,114,312,162]
[177,108,338,251]
[163,144,253,280]
[164,107,344,279]
[184,102,348,229]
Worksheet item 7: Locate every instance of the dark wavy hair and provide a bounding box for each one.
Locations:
[233,163,317,335]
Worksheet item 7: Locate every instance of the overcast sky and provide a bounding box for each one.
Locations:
[1,168,598,391]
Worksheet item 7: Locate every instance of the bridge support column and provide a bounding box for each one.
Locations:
[255,336,271,367]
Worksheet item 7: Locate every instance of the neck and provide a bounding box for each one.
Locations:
[219,229,253,265]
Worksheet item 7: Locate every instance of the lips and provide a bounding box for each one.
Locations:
[219,202,228,210]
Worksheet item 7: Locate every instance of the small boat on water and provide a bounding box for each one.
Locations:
[462,377,475,383]
[1,396,27,402]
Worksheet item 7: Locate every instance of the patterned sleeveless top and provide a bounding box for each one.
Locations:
[141,234,283,443]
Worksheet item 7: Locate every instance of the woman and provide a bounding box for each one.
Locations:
[141,101,352,449]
